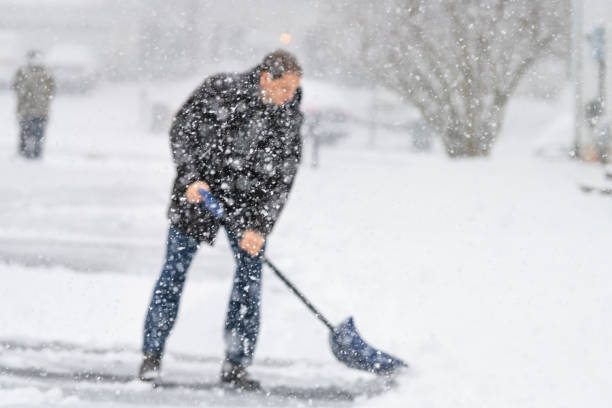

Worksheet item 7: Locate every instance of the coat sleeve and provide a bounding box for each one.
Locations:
[169,76,234,193]
[46,70,56,97]
[246,109,303,236]
[170,117,204,191]
[11,69,24,93]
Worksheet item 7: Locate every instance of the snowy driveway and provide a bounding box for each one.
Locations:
[1,84,611,407]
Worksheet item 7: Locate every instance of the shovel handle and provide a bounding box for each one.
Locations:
[198,188,336,332]
[199,189,225,219]
[262,257,335,332]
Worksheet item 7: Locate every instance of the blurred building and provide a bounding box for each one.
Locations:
[0,0,214,82]
[0,0,319,84]
[0,0,142,83]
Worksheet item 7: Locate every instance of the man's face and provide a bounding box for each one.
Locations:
[259,71,301,106]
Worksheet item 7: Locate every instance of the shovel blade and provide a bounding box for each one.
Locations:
[329,317,407,376]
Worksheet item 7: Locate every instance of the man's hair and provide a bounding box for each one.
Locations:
[261,50,302,79]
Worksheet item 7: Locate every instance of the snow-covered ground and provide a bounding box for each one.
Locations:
[1,79,611,407]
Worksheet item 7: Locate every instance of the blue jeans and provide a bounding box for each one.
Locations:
[19,117,47,159]
[143,226,264,366]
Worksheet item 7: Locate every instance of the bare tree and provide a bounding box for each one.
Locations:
[319,0,569,157]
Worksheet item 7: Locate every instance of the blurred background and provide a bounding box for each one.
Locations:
[0,0,609,160]
[0,0,586,157]
[1,2,612,406]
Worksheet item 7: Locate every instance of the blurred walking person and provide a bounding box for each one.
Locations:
[11,50,56,159]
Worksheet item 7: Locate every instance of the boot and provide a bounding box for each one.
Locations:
[220,358,261,391]
[138,353,162,381]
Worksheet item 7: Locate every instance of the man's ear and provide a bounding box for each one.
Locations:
[260,71,271,83]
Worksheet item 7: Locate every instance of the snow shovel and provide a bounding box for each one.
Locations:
[199,189,408,376]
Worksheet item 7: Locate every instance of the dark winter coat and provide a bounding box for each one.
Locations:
[168,65,303,244]
[12,64,56,120]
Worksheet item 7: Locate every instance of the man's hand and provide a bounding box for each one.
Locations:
[185,181,211,203]
[186,182,264,256]
[240,230,265,257]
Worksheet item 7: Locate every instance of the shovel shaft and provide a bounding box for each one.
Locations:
[197,188,335,332]
[263,257,335,332]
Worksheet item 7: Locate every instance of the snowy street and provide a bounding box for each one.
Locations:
[1,80,611,407]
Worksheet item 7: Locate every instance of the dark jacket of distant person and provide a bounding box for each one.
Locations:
[12,63,56,120]
[168,65,303,244]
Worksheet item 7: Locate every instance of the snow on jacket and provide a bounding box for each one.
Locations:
[12,64,56,120]
[167,65,303,244]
